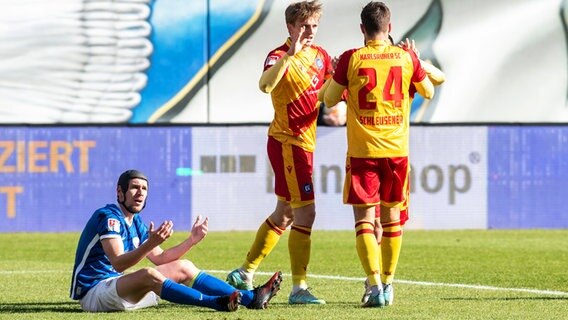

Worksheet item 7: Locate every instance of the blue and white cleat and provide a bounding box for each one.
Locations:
[226,268,253,290]
[383,283,394,306]
[288,288,326,305]
[361,279,372,304]
[361,289,385,308]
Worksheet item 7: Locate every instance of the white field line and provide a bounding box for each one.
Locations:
[207,270,568,297]
[2,269,567,297]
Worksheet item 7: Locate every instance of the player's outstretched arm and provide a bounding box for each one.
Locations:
[422,61,445,86]
[317,79,331,102]
[324,80,345,108]
[414,76,435,100]
[147,216,209,266]
[102,220,173,272]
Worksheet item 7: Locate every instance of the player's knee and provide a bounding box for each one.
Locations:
[174,259,199,283]
[140,267,164,283]
[271,204,293,227]
[178,259,197,272]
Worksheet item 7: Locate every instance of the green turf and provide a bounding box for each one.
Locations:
[0,230,567,319]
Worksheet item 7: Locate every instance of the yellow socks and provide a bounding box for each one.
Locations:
[242,218,285,273]
[355,220,381,286]
[289,224,312,287]
[380,220,402,284]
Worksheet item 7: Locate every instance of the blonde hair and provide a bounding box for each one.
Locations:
[285,1,322,25]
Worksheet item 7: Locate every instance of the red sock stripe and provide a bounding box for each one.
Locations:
[356,229,375,236]
[291,225,311,236]
[382,230,402,238]
[355,220,374,228]
[265,219,285,235]
[381,221,401,228]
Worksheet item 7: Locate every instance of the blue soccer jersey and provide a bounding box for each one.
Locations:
[70,204,149,300]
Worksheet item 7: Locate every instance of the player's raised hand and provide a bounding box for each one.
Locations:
[189,215,208,246]
[288,26,306,56]
[148,220,173,246]
[398,38,420,58]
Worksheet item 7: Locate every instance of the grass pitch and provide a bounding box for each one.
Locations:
[0,230,567,319]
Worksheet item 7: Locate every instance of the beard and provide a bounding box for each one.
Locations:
[126,204,143,214]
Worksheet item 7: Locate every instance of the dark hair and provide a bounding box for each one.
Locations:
[361,1,390,36]
[117,169,148,193]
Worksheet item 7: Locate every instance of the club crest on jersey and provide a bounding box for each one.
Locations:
[107,218,121,233]
[315,57,323,70]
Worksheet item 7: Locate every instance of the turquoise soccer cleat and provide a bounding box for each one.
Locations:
[361,290,386,308]
[288,288,326,305]
[226,268,253,291]
[383,283,394,306]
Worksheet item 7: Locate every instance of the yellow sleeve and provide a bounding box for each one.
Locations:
[258,54,291,93]
[317,79,332,102]
[414,76,435,99]
[323,80,346,108]
[421,60,446,86]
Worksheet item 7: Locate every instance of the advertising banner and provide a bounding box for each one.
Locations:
[4,125,568,232]
[190,126,489,231]
[487,126,568,228]
[0,127,192,232]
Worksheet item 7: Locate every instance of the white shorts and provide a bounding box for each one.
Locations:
[79,276,160,312]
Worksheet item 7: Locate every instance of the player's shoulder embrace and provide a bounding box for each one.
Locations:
[337,48,359,63]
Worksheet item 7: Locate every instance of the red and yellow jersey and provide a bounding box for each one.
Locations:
[330,39,429,158]
[261,39,333,152]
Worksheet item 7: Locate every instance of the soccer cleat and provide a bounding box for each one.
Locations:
[288,288,326,305]
[226,268,253,290]
[216,290,241,312]
[247,271,283,309]
[383,283,394,306]
[361,279,372,304]
[361,290,385,308]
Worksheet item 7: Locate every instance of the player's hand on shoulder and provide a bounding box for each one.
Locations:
[148,220,174,246]
[398,38,420,58]
[189,215,208,246]
[332,56,339,70]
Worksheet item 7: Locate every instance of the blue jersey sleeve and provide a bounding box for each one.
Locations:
[97,210,123,240]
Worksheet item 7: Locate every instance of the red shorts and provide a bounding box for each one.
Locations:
[374,179,410,226]
[267,136,314,205]
[345,156,409,211]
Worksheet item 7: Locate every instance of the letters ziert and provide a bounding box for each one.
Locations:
[0,140,96,173]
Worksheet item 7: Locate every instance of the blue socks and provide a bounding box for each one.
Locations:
[160,278,226,311]
[191,271,254,306]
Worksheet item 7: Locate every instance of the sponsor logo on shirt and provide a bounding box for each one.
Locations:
[107,218,121,233]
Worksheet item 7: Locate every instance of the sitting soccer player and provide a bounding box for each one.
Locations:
[70,169,282,312]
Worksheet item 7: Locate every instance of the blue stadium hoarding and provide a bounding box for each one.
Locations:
[0,127,192,232]
[2,125,568,232]
[487,126,568,229]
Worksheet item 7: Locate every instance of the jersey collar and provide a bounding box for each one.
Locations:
[366,39,390,47]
